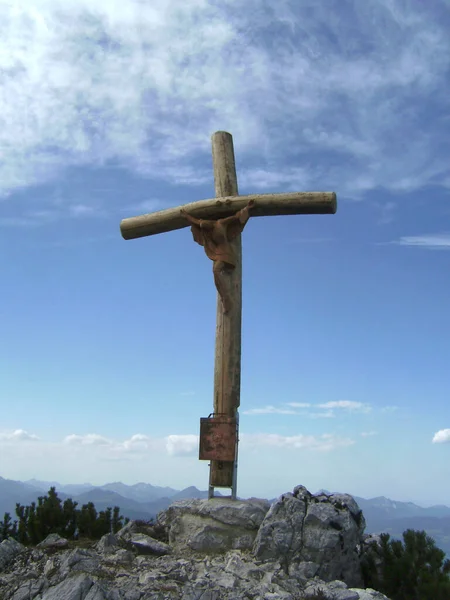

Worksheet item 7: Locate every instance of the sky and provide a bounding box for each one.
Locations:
[1,0,449,508]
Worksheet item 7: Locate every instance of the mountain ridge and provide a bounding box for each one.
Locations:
[1,476,448,558]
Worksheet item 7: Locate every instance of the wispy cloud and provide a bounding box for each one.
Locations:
[243,405,298,415]
[0,429,39,442]
[432,429,450,444]
[0,204,107,228]
[62,432,162,454]
[241,433,355,452]
[361,431,378,438]
[0,429,356,456]
[0,0,448,211]
[64,433,112,446]
[390,234,450,250]
[309,410,335,419]
[318,401,371,414]
[244,400,371,418]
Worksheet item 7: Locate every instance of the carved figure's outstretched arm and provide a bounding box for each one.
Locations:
[220,200,255,226]
[180,208,214,230]
[180,208,200,225]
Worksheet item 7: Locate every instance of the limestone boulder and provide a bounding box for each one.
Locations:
[253,485,366,587]
[40,573,93,599]
[114,519,171,556]
[157,496,270,553]
[37,533,69,549]
[127,532,172,556]
[0,538,25,571]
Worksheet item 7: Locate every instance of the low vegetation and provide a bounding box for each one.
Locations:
[0,486,128,545]
[361,529,450,600]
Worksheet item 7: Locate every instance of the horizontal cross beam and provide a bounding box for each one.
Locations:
[120,191,337,240]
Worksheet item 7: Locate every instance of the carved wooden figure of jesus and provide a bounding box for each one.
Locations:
[181,200,255,313]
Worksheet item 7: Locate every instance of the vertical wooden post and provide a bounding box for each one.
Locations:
[209,132,242,491]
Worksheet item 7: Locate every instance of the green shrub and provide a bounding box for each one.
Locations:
[362,529,450,600]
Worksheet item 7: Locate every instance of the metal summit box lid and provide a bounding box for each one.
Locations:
[199,414,237,462]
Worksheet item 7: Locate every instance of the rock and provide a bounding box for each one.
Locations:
[84,582,109,600]
[41,573,93,599]
[37,533,69,549]
[0,484,394,600]
[115,520,139,539]
[102,548,135,565]
[10,578,46,600]
[0,538,25,571]
[127,532,172,556]
[303,579,360,600]
[44,557,58,578]
[96,533,121,554]
[253,485,365,587]
[59,548,102,576]
[349,589,391,600]
[157,496,269,553]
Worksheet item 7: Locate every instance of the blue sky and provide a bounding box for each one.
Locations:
[1,0,449,507]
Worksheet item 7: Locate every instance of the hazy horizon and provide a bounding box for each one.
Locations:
[3,474,448,510]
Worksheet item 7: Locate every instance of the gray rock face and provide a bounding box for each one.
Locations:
[41,573,93,599]
[0,538,25,571]
[0,484,392,600]
[37,534,69,549]
[115,521,171,556]
[158,496,270,552]
[253,485,366,587]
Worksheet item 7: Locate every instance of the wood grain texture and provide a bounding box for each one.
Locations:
[120,191,337,239]
[210,131,240,489]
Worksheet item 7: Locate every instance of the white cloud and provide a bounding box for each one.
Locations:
[0,0,448,209]
[244,401,371,418]
[0,429,39,441]
[120,434,155,452]
[62,432,162,454]
[243,405,298,415]
[241,433,355,452]
[166,434,199,457]
[64,433,112,446]
[318,401,371,414]
[432,429,450,444]
[392,234,450,250]
[309,410,335,419]
[361,431,378,438]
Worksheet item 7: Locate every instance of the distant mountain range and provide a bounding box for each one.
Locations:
[315,489,450,559]
[0,478,219,522]
[1,477,449,558]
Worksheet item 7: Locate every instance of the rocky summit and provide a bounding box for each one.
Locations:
[0,485,390,600]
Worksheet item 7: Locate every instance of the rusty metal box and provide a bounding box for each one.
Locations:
[199,415,237,462]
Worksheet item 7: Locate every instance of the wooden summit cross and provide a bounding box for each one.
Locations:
[120,131,337,499]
